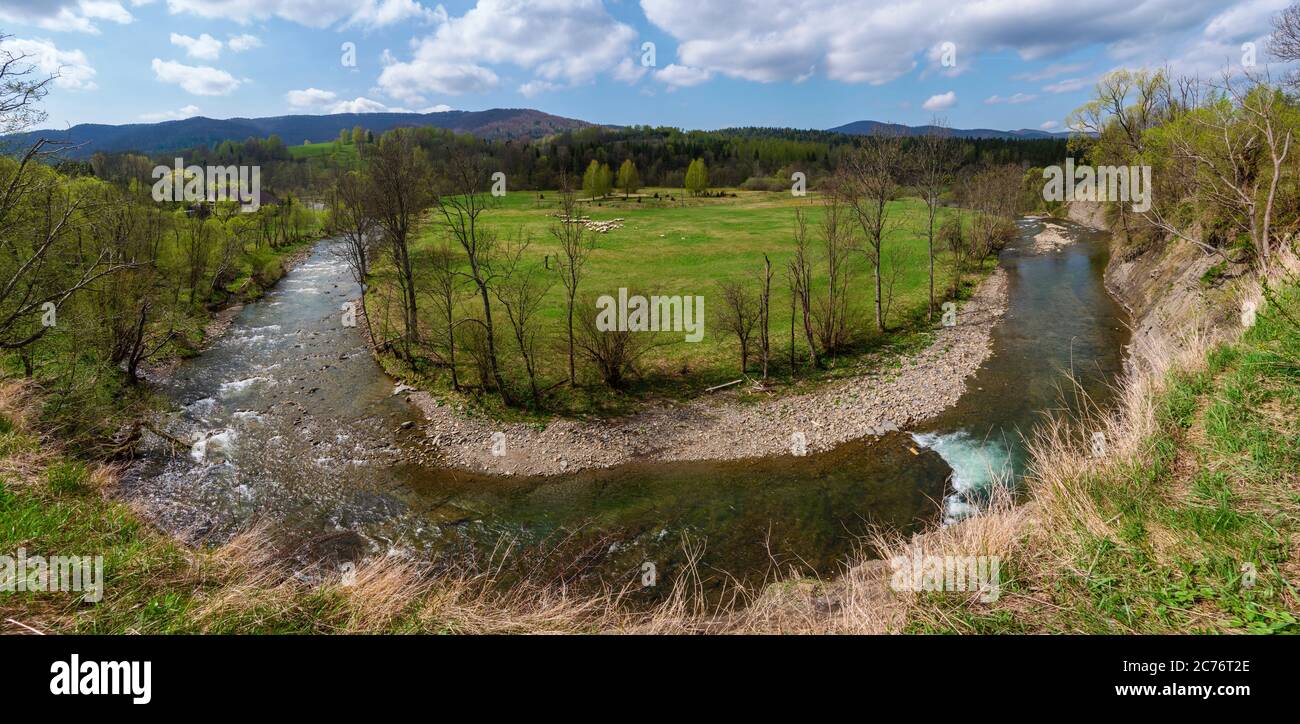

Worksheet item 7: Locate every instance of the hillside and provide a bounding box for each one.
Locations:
[2,108,596,158]
[827,119,1074,140]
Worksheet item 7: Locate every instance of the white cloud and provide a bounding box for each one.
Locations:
[286,87,338,109]
[518,80,560,98]
[0,37,98,91]
[378,0,635,101]
[1012,62,1090,81]
[170,32,222,61]
[984,92,1037,104]
[421,104,453,113]
[139,104,200,121]
[612,57,648,84]
[638,0,1246,87]
[379,62,499,99]
[343,0,442,28]
[1043,77,1092,94]
[286,87,410,113]
[151,58,241,96]
[654,63,711,88]
[164,0,441,30]
[330,96,392,113]
[228,34,262,53]
[922,90,956,110]
[1039,120,1060,130]
[0,0,134,34]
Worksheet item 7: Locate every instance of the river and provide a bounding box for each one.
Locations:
[125,216,1129,597]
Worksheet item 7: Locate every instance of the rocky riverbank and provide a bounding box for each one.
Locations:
[405,268,1009,476]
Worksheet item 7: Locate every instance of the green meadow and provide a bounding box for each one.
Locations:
[369,187,985,416]
[288,140,361,164]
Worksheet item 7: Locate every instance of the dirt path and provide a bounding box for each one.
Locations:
[407,268,1009,476]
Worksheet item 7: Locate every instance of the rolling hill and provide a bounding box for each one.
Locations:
[3,108,596,158]
[826,119,1074,140]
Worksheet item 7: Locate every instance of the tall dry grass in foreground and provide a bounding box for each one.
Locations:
[8,244,1292,634]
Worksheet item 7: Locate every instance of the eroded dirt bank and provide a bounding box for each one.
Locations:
[1068,201,1248,369]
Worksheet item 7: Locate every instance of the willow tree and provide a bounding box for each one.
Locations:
[685,158,709,196]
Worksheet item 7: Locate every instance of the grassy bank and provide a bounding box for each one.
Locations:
[884,267,1299,634]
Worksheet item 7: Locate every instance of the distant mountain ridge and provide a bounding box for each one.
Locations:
[1,108,1075,159]
[827,119,1073,140]
[3,108,596,158]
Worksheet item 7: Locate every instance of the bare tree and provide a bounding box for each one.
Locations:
[787,209,818,368]
[574,293,656,389]
[431,144,513,404]
[0,36,53,137]
[939,213,967,298]
[422,239,462,388]
[716,278,760,374]
[915,118,956,321]
[332,170,374,290]
[1146,73,1293,272]
[965,165,1022,263]
[812,188,854,348]
[841,130,905,333]
[1270,2,1300,87]
[758,253,772,379]
[492,233,554,407]
[552,175,595,385]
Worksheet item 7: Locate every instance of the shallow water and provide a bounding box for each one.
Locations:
[127,217,1128,595]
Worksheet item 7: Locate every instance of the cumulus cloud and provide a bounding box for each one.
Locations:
[0,37,98,91]
[638,0,1252,86]
[285,87,410,113]
[654,63,711,88]
[612,57,649,84]
[1040,120,1060,130]
[0,0,134,34]
[330,96,393,113]
[286,87,339,109]
[151,58,241,96]
[518,80,561,98]
[228,34,262,53]
[164,0,441,30]
[921,91,956,111]
[170,32,222,61]
[378,0,635,101]
[139,104,200,121]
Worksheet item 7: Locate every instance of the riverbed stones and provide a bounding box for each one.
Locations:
[407,269,1010,477]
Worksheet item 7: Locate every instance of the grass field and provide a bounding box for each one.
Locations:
[288,140,361,164]
[367,188,985,417]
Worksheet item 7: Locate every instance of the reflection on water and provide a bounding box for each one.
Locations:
[128,217,1128,594]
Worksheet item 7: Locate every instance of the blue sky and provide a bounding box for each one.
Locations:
[1,0,1294,132]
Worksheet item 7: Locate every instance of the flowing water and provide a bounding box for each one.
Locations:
[126,217,1129,595]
